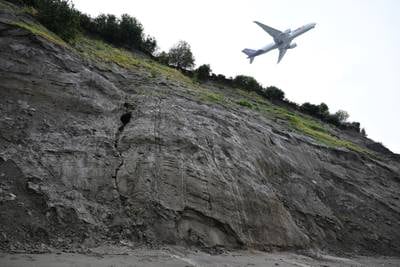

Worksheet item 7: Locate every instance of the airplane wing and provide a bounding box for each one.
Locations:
[277,48,287,63]
[254,21,282,39]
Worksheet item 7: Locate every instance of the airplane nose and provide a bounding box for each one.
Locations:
[311,23,317,27]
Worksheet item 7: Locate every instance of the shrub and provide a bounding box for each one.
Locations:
[300,102,320,117]
[141,35,157,55]
[233,75,262,92]
[361,128,367,137]
[155,51,169,65]
[79,13,157,56]
[264,86,285,101]
[18,0,81,42]
[195,64,211,81]
[334,110,349,123]
[324,113,340,126]
[118,14,143,47]
[318,103,329,119]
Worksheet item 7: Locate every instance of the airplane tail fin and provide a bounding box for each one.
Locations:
[242,48,256,64]
[242,48,256,57]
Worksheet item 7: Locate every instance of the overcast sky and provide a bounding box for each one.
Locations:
[73,0,400,153]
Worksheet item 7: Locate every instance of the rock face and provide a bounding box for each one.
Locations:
[1,8,400,255]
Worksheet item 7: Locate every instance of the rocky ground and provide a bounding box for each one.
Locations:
[0,0,400,259]
[1,245,400,267]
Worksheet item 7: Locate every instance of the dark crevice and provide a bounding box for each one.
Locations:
[113,110,132,206]
[119,112,132,131]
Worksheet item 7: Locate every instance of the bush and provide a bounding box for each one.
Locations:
[318,103,329,119]
[300,102,320,116]
[334,110,349,123]
[264,86,285,101]
[195,64,211,81]
[17,0,81,42]
[361,128,367,136]
[141,35,157,55]
[155,51,169,65]
[118,14,143,47]
[233,75,262,93]
[324,113,340,126]
[79,13,157,56]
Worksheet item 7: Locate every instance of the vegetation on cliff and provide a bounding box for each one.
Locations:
[1,0,370,154]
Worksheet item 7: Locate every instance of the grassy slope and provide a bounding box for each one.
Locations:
[1,0,368,155]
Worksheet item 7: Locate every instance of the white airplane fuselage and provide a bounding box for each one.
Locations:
[243,22,316,63]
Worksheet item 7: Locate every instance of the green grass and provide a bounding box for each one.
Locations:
[254,102,367,153]
[288,115,367,153]
[0,0,65,46]
[237,99,253,108]
[1,0,367,154]
[11,21,67,47]
[74,35,193,85]
[200,91,225,104]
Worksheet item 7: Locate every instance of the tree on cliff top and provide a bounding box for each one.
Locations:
[168,41,195,70]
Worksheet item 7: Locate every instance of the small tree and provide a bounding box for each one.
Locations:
[361,128,367,137]
[168,41,195,70]
[118,14,144,48]
[156,51,169,65]
[264,86,285,101]
[318,103,329,117]
[195,64,212,81]
[335,110,349,123]
[32,0,81,42]
[141,35,157,55]
[300,102,320,117]
[233,75,262,92]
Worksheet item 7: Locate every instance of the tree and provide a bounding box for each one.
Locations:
[334,110,349,123]
[102,14,119,43]
[233,75,262,92]
[264,86,285,101]
[31,0,81,42]
[141,35,157,55]
[195,64,212,81]
[300,102,320,117]
[168,41,195,70]
[118,14,143,48]
[318,103,329,118]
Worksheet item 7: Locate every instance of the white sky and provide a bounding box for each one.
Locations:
[74,0,400,153]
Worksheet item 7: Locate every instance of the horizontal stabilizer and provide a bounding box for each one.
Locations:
[242,49,256,64]
[242,48,257,57]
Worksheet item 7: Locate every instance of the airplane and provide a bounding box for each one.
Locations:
[242,21,316,64]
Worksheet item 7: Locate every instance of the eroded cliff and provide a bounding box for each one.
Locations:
[0,2,400,255]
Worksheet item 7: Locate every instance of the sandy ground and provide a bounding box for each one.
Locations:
[0,246,399,267]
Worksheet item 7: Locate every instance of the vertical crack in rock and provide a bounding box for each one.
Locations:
[152,97,163,199]
[113,109,132,204]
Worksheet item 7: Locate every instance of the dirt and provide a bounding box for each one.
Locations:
[1,246,400,267]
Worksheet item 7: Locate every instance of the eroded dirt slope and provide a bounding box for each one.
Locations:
[0,3,400,256]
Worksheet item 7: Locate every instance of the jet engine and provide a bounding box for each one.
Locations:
[288,43,297,49]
